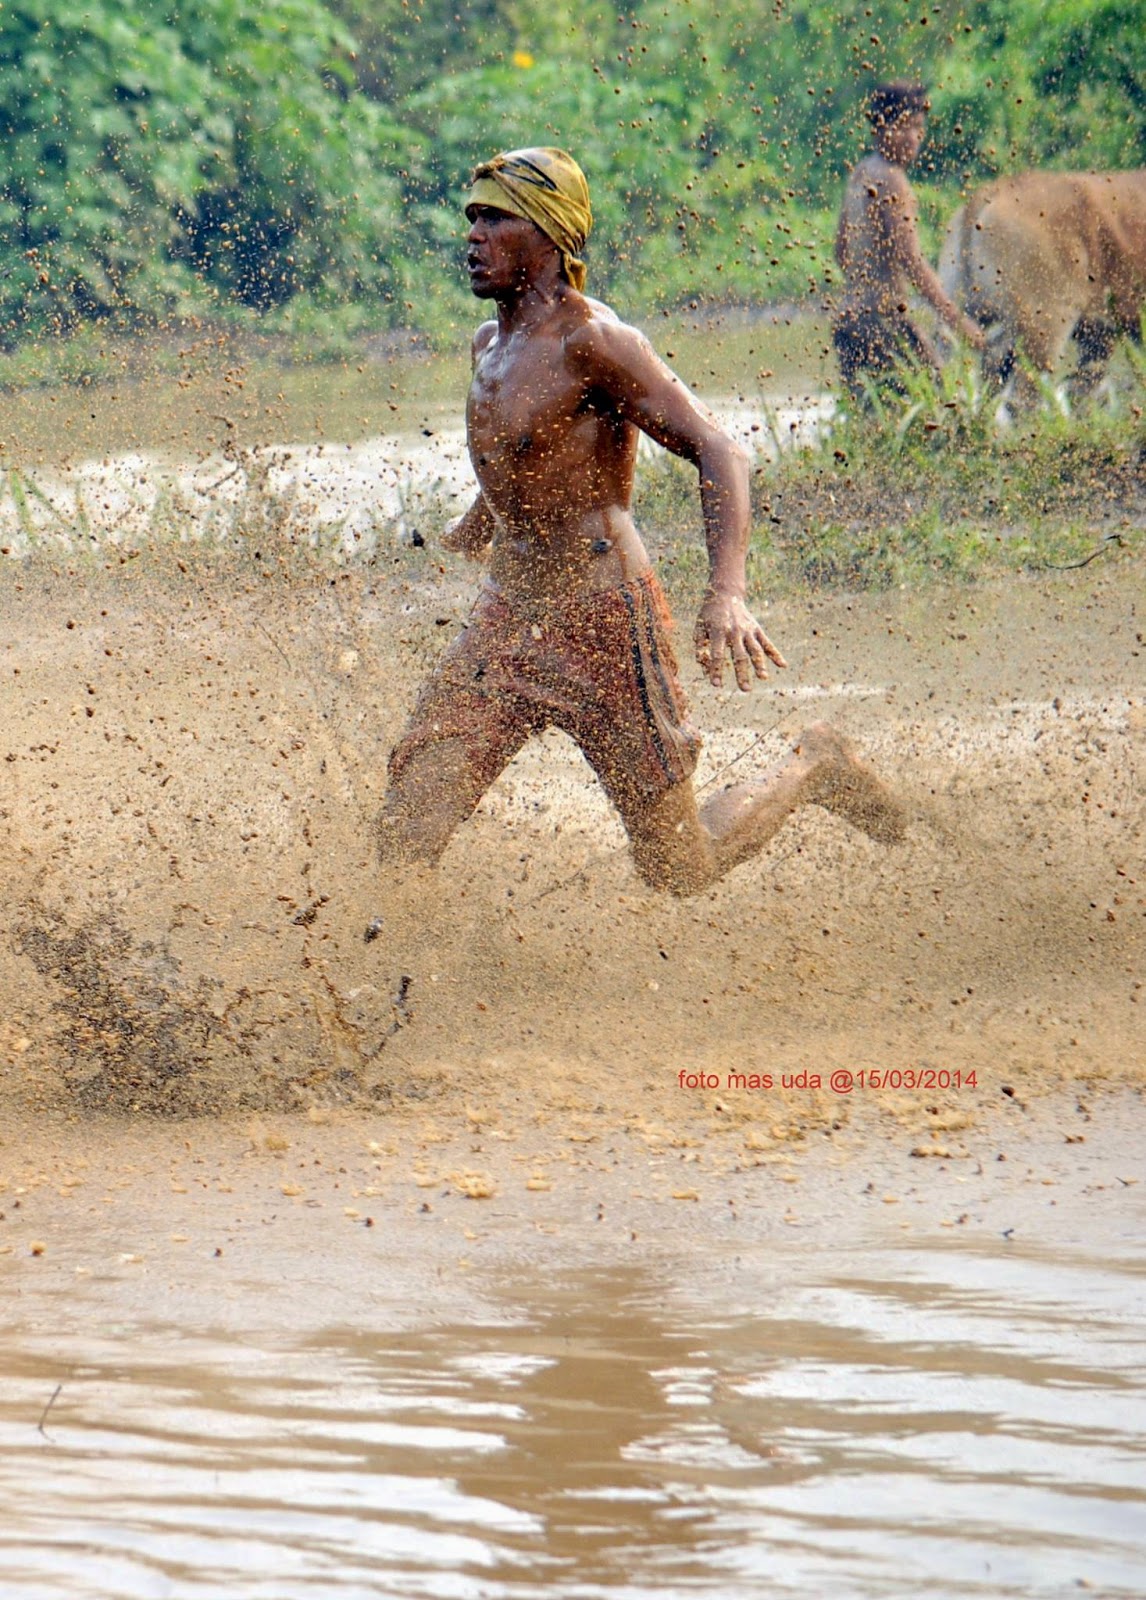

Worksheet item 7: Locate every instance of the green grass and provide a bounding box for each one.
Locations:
[739,349,1145,596]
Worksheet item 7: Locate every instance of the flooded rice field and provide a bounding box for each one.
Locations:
[0,317,829,552]
[3,1209,1145,1599]
[0,395,830,556]
[1,331,1143,1597]
[0,393,829,554]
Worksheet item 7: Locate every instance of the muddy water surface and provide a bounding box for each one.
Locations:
[3,1235,1144,1599]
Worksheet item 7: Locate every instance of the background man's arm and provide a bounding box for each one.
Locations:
[883,174,986,349]
[568,322,786,690]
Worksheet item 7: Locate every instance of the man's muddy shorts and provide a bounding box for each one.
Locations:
[388,572,701,816]
[833,308,940,399]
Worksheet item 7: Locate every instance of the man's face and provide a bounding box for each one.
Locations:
[878,109,927,165]
[465,204,554,297]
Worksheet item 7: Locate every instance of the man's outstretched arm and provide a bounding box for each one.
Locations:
[883,175,986,349]
[567,320,787,690]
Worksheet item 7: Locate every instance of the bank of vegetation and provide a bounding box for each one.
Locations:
[1,0,1143,351]
[636,347,1146,599]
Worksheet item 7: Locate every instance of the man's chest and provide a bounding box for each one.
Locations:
[467,339,589,454]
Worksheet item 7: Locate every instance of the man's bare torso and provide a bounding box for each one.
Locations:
[467,297,653,609]
[836,153,916,316]
[374,150,905,892]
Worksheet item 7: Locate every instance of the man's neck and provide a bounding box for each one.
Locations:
[494,271,569,336]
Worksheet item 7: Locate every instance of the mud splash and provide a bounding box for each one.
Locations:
[14,908,232,1114]
[1,553,1141,1124]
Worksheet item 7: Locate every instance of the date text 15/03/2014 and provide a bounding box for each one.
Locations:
[677,1068,979,1093]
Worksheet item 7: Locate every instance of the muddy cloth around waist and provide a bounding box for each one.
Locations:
[832,307,940,397]
[388,572,701,815]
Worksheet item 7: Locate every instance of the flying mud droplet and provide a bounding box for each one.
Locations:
[291,894,329,927]
[390,974,414,1030]
[14,907,248,1116]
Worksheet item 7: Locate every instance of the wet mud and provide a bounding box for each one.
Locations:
[0,551,1141,1132]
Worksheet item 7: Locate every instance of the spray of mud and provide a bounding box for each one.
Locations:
[0,537,1141,1124]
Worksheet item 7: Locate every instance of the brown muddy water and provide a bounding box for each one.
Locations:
[3,1234,1145,1599]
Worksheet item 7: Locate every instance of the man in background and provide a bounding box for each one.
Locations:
[834,82,985,399]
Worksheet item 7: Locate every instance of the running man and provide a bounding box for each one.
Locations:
[834,82,985,399]
[377,147,904,897]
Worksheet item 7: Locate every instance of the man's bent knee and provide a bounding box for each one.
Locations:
[624,785,717,898]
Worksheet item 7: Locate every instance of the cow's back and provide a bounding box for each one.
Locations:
[952,170,1146,368]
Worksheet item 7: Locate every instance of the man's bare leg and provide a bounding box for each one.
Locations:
[375,736,491,869]
[625,722,905,897]
[369,735,500,953]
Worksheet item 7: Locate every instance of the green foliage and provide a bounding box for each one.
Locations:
[925,0,1146,176]
[402,52,825,310]
[0,0,412,336]
[853,349,997,455]
[752,351,1145,592]
[1,0,1145,339]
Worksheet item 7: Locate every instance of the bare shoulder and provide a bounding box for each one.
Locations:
[853,153,911,204]
[880,162,915,208]
[563,300,663,380]
[848,152,882,187]
[561,299,718,445]
[472,320,497,360]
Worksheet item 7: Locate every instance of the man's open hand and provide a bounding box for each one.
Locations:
[694,592,787,690]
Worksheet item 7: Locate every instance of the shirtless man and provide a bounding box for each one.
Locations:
[834,82,985,399]
[377,146,904,897]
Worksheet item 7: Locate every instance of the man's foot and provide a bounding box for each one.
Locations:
[795,723,907,845]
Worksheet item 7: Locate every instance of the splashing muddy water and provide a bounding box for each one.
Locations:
[0,546,1139,1117]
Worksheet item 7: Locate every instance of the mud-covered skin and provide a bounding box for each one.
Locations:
[939,169,1146,407]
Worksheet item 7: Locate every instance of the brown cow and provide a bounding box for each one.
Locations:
[939,169,1146,406]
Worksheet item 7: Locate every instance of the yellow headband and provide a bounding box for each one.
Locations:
[466,147,592,291]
